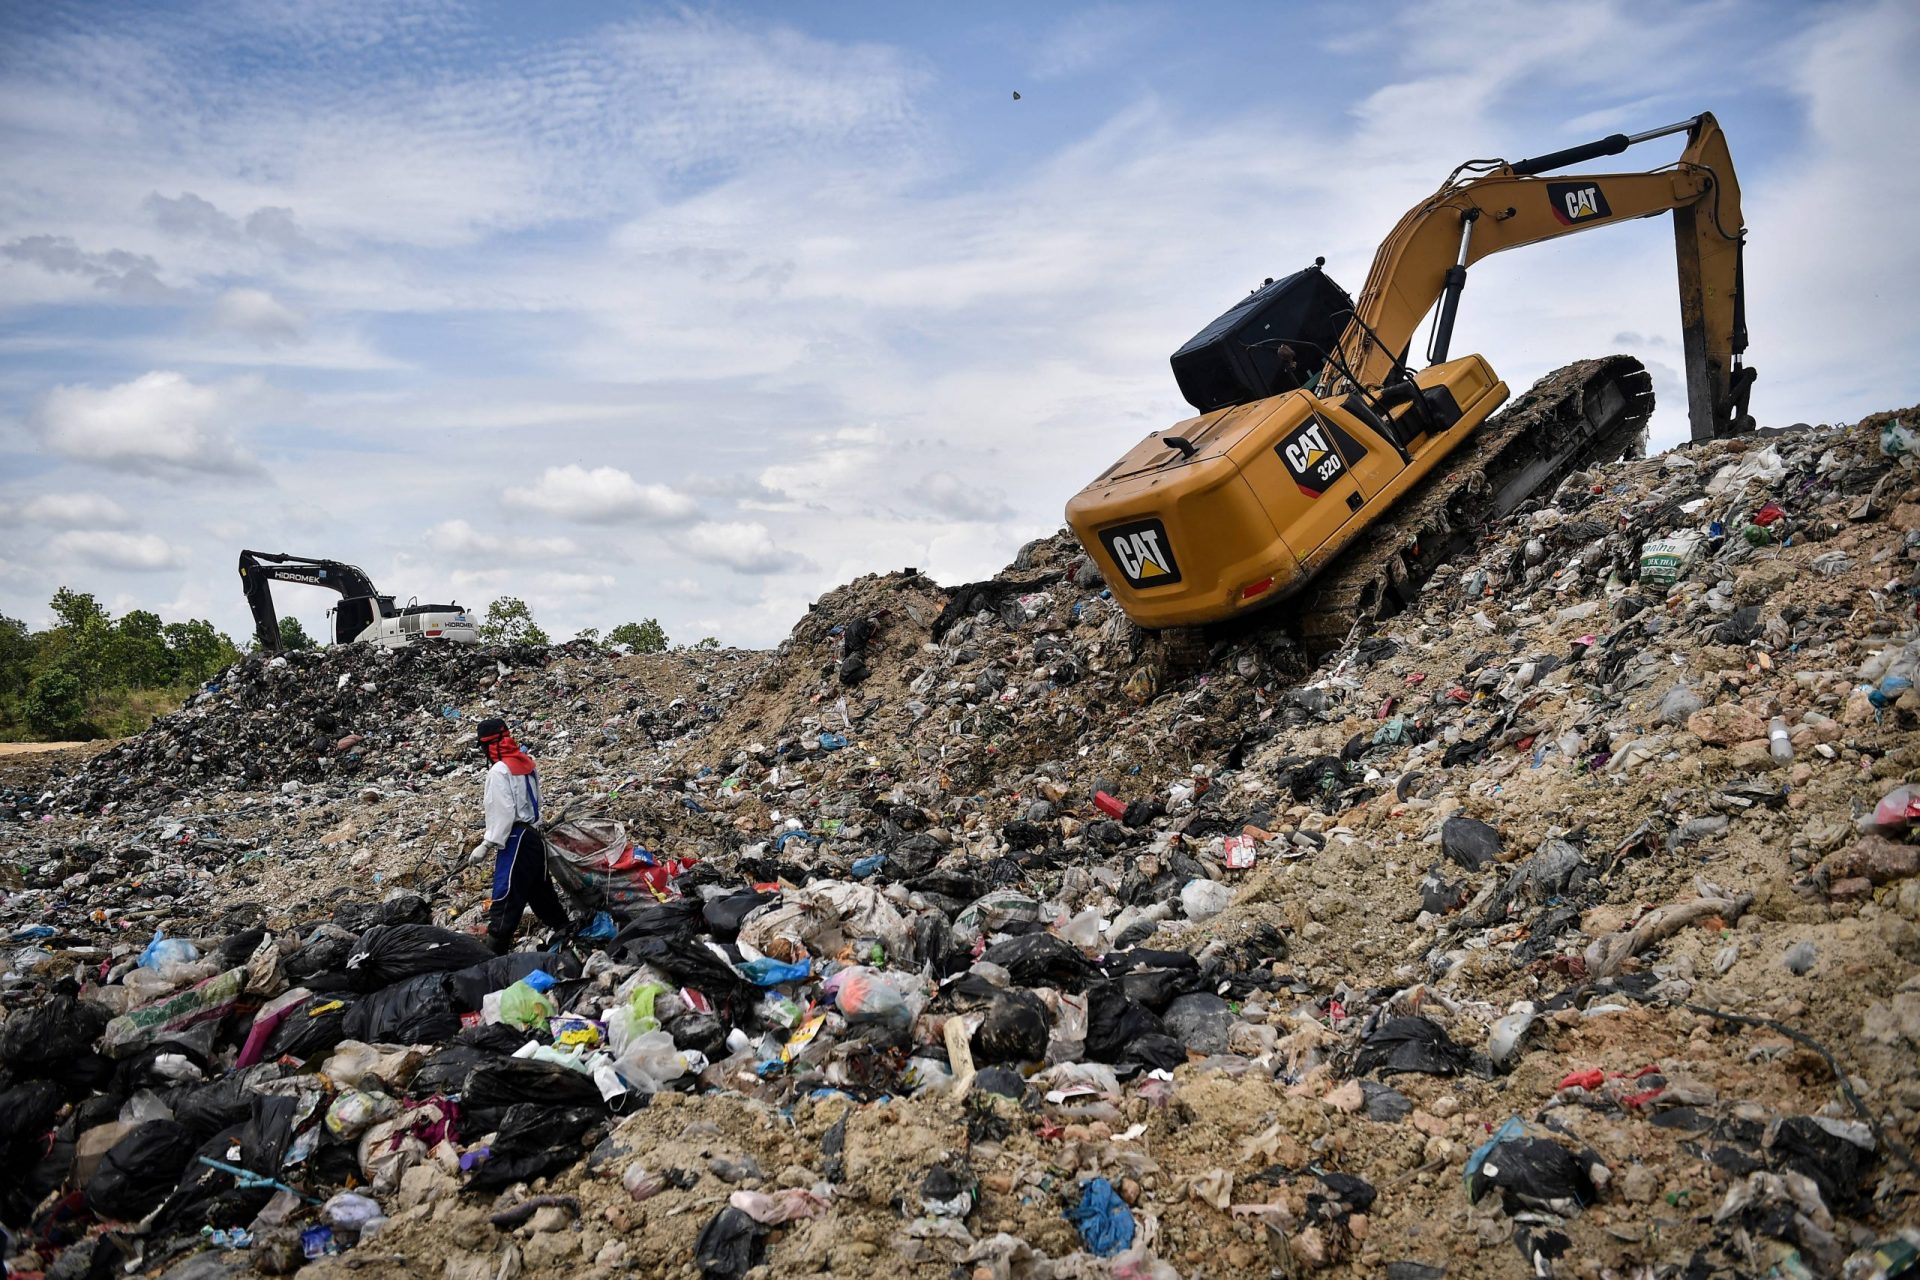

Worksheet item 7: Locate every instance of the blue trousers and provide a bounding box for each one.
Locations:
[488,824,569,948]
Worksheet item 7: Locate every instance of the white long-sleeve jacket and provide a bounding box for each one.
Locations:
[482,762,541,848]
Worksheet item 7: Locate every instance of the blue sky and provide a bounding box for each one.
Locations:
[1,0,1915,646]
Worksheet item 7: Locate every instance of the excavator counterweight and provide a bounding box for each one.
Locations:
[1066,112,1752,649]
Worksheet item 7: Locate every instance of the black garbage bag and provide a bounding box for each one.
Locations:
[694,1205,767,1279]
[1768,1115,1877,1211]
[334,893,431,933]
[1116,964,1201,1011]
[156,1123,270,1232]
[0,1080,66,1221]
[1162,993,1234,1055]
[1121,1034,1186,1072]
[445,950,577,1012]
[213,927,268,970]
[1467,1132,1600,1213]
[971,991,1049,1066]
[1355,1017,1474,1077]
[262,992,359,1060]
[703,889,777,942]
[344,924,493,992]
[240,1092,297,1175]
[284,928,356,983]
[609,899,704,949]
[979,934,1095,988]
[1711,605,1764,645]
[1441,815,1503,871]
[465,1103,602,1192]
[462,1058,603,1135]
[112,1042,213,1097]
[342,973,461,1044]
[407,1046,498,1099]
[87,1119,198,1221]
[0,994,111,1073]
[666,1011,731,1061]
[0,1080,63,1152]
[173,1065,285,1139]
[1084,983,1164,1063]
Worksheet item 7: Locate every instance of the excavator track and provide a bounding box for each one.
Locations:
[1288,355,1654,655]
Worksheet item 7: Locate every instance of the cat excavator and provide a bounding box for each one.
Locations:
[239,550,480,652]
[1066,112,1752,654]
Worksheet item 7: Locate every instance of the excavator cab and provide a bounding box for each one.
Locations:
[1069,113,1749,642]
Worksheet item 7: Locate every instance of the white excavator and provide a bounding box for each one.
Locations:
[238,549,480,651]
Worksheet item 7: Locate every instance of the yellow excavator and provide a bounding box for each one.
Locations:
[1066,112,1751,653]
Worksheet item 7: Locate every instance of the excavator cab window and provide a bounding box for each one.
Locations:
[334,597,376,645]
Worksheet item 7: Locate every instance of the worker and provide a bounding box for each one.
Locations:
[470,718,570,953]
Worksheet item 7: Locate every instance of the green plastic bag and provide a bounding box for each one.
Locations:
[627,981,667,1034]
[497,979,558,1032]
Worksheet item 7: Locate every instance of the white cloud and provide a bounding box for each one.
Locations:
[1,235,172,298]
[30,371,264,475]
[48,529,185,571]
[757,427,883,504]
[0,492,134,528]
[503,465,698,523]
[209,287,307,346]
[675,521,812,574]
[907,471,1014,523]
[425,518,580,560]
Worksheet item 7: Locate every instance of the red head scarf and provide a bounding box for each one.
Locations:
[478,723,536,775]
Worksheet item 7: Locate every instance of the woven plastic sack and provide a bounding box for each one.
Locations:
[547,817,694,916]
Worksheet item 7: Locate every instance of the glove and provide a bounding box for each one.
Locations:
[469,840,497,866]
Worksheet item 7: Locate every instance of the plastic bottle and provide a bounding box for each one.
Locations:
[1769,716,1793,763]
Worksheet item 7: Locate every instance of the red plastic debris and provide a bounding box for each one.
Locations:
[1093,791,1127,819]
[1752,501,1786,526]
[1557,1069,1605,1091]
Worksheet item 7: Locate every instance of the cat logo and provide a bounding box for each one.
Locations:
[1547,180,1612,226]
[1277,418,1348,497]
[1101,518,1183,588]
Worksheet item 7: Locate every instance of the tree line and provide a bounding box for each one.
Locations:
[0,589,245,741]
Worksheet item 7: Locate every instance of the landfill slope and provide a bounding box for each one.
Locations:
[3,403,1920,1279]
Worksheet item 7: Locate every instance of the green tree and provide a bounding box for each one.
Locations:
[0,612,31,701]
[42,586,113,694]
[480,596,550,646]
[574,626,601,644]
[49,587,108,632]
[25,661,90,738]
[608,619,668,652]
[277,616,317,650]
[164,619,241,684]
[112,610,175,687]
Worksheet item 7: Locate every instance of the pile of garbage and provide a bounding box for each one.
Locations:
[4,403,1920,1279]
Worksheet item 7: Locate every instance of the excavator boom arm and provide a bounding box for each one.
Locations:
[237,550,386,651]
[1336,112,1748,440]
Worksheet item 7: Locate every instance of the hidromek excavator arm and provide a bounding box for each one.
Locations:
[1334,112,1751,441]
[238,550,386,651]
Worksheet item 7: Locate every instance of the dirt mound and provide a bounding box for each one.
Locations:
[3,403,1920,1279]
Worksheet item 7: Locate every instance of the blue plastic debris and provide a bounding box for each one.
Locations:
[740,955,812,986]
[1065,1177,1135,1257]
[138,930,200,970]
[580,912,616,942]
[819,732,848,751]
[851,854,887,878]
